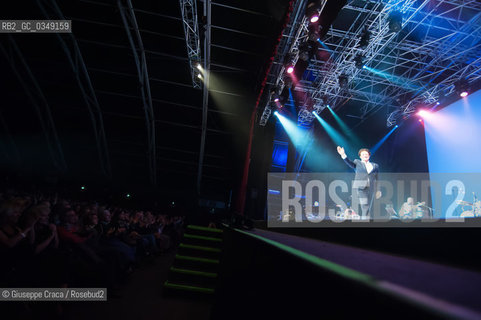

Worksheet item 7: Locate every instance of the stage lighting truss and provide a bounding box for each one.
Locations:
[260,0,481,128]
[180,0,202,89]
[259,0,328,126]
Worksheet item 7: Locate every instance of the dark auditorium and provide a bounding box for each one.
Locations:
[1,0,481,319]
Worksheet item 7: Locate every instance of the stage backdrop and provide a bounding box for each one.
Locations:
[424,88,481,218]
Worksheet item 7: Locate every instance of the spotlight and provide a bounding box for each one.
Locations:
[455,79,470,97]
[284,75,293,89]
[436,102,440,105]
[417,110,429,117]
[274,111,279,116]
[283,54,295,74]
[321,95,328,105]
[270,87,281,103]
[354,54,365,69]
[306,0,320,24]
[196,63,202,70]
[338,74,348,89]
[197,74,202,79]
[308,24,320,42]
[359,27,370,49]
[304,96,314,112]
[388,11,403,33]
[81,186,85,191]
[126,193,131,198]
[298,41,310,62]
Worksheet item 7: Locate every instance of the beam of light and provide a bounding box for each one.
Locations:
[325,105,362,146]
[196,64,203,71]
[275,112,310,150]
[317,39,335,60]
[363,66,420,90]
[371,125,398,154]
[197,73,203,80]
[288,88,295,106]
[317,39,331,52]
[312,111,349,148]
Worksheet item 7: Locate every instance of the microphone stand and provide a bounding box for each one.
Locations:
[420,204,434,219]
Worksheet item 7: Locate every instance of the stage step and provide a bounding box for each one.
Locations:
[183,233,223,242]
[187,225,223,234]
[163,280,215,294]
[170,267,218,278]
[163,224,223,300]
[175,254,220,264]
[179,243,221,252]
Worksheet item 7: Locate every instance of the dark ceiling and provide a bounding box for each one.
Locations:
[0,0,294,200]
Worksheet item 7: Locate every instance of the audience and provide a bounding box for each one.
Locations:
[0,187,185,293]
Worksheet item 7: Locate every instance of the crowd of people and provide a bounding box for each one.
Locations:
[0,188,185,292]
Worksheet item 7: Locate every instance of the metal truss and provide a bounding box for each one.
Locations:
[0,36,67,172]
[37,0,112,177]
[179,0,202,89]
[118,0,157,185]
[259,0,310,126]
[259,0,481,128]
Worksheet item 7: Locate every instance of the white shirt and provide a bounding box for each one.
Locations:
[364,161,373,174]
[341,154,374,174]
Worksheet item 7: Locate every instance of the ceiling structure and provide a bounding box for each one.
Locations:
[0,0,293,201]
[259,0,481,128]
[3,0,479,204]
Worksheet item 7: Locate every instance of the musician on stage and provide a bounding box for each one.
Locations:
[398,197,415,219]
[399,197,425,219]
[337,146,381,219]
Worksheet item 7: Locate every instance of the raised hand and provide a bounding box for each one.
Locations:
[337,146,345,157]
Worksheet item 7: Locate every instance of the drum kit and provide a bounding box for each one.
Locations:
[335,205,360,220]
[456,199,481,217]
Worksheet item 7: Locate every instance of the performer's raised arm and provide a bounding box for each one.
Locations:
[337,146,355,169]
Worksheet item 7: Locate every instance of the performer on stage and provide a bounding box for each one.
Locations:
[399,197,425,219]
[337,146,381,218]
[398,197,415,219]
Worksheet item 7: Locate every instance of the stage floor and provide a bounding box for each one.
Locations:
[244,228,481,318]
